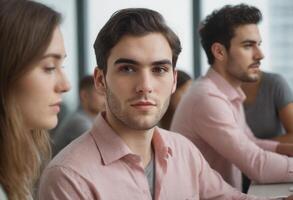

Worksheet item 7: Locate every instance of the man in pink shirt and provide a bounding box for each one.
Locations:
[171,4,293,193]
[38,8,291,200]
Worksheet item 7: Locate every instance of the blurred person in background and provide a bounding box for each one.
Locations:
[242,70,293,192]
[159,69,192,130]
[53,75,105,155]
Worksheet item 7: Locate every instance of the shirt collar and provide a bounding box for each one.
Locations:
[206,68,246,102]
[90,113,173,165]
[90,113,132,165]
[152,127,173,160]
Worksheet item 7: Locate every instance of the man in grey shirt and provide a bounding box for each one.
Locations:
[242,71,293,141]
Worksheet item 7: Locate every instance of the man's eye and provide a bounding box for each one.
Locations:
[244,44,252,48]
[153,66,169,74]
[119,66,135,73]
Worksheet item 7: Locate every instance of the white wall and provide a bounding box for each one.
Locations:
[85,0,194,77]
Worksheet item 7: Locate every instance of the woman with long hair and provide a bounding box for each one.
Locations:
[0,0,71,199]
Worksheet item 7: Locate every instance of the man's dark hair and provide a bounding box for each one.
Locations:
[94,8,182,73]
[199,4,262,65]
[176,70,191,90]
[79,75,94,92]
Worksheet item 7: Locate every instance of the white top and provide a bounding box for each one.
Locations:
[248,182,293,198]
[0,184,7,200]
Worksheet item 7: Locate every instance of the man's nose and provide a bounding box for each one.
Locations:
[255,46,264,60]
[135,71,153,94]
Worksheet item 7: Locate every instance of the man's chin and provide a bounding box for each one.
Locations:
[252,71,261,79]
[245,75,260,82]
[126,117,159,130]
[239,73,259,83]
[131,121,158,130]
[244,69,260,81]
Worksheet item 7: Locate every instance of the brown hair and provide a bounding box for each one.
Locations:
[0,0,61,199]
[94,8,182,73]
[199,4,262,64]
[79,75,95,92]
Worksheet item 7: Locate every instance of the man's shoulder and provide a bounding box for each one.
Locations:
[49,132,100,173]
[192,77,225,97]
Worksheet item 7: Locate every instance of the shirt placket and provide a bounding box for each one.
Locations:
[125,155,153,200]
[154,147,169,200]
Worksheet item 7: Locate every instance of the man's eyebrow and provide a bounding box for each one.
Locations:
[114,58,139,65]
[114,58,172,66]
[241,39,261,44]
[41,53,67,60]
[151,59,172,66]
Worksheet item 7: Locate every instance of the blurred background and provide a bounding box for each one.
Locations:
[36,0,293,114]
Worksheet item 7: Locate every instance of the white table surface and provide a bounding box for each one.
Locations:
[248,183,293,198]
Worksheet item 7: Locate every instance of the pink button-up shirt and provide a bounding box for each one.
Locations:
[39,113,268,199]
[171,68,293,190]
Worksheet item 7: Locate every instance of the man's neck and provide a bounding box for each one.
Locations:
[211,65,242,88]
[241,73,262,104]
[105,112,154,168]
[120,130,154,168]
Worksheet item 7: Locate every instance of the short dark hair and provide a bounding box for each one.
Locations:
[176,70,191,89]
[79,75,95,92]
[94,8,182,73]
[199,4,262,65]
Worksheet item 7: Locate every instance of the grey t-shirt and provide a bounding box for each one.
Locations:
[144,151,155,199]
[244,72,293,139]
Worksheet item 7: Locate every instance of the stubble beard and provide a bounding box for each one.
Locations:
[227,62,261,83]
[105,86,171,131]
[238,68,261,83]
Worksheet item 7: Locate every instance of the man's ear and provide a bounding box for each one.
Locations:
[171,69,177,94]
[94,67,106,93]
[79,89,88,104]
[211,42,226,62]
